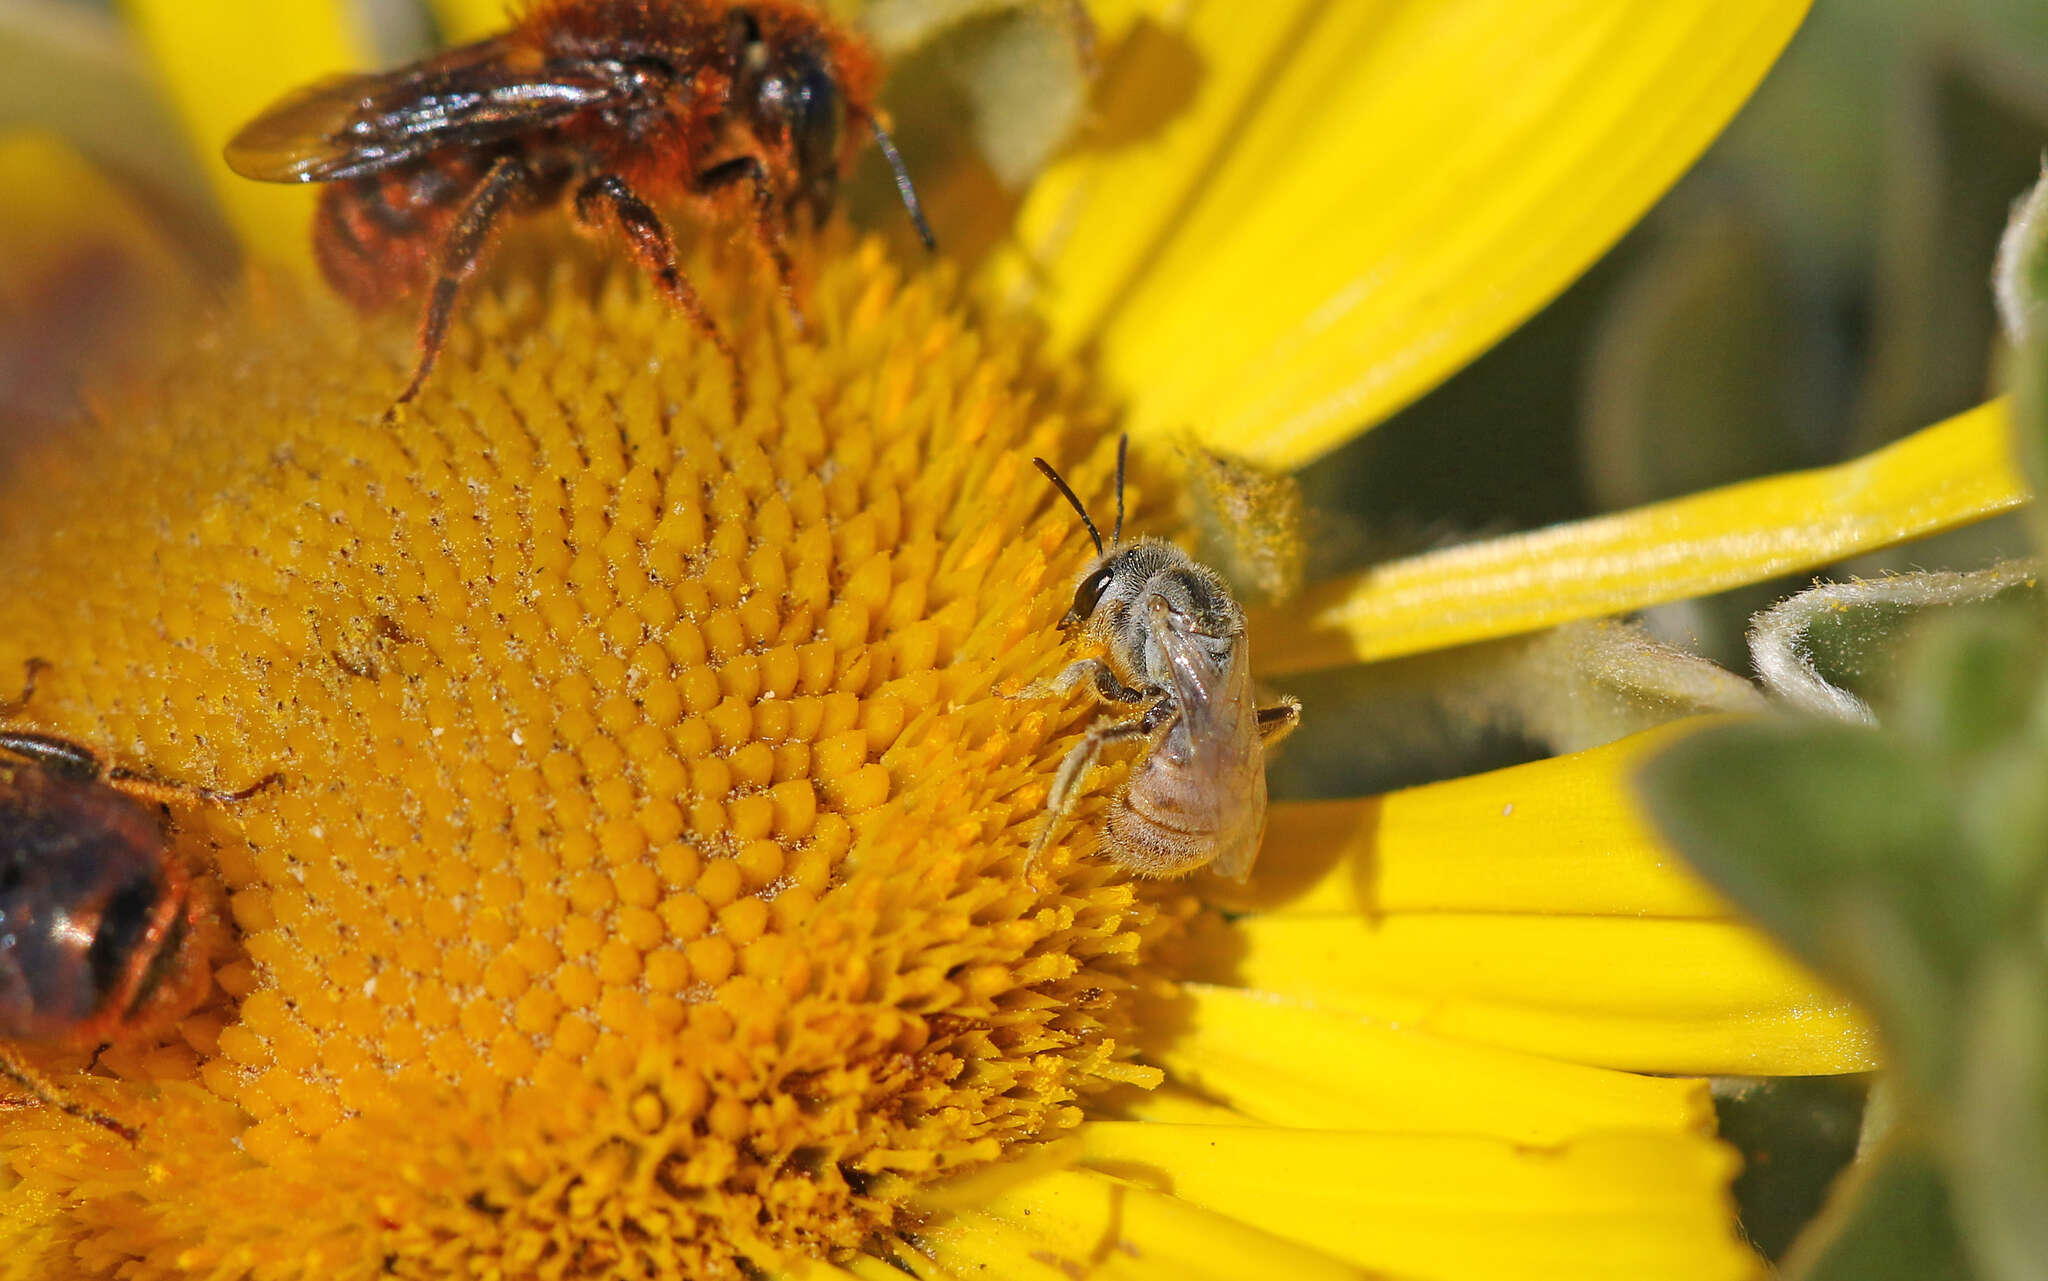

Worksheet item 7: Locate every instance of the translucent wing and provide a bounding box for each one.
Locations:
[224,38,625,183]
[1157,628,1257,760]
[1153,624,1268,880]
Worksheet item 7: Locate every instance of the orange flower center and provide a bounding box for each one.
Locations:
[0,233,1175,1280]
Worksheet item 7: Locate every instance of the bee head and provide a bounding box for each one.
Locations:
[1062,560,1117,630]
[1035,437,1137,631]
[728,9,845,217]
[727,7,933,248]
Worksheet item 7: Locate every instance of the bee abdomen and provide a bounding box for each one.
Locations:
[1106,782,1221,878]
[0,775,169,1041]
[312,162,474,310]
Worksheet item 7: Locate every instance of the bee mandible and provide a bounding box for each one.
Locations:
[1027,439,1301,882]
[0,661,279,1139]
[225,0,936,411]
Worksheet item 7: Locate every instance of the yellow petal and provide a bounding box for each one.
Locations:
[1255,399,2025,672]
[425,0,506,44]
[1077,1123,1759,1281]
[986,0,1811,468]
[0,131,200,414]
[1191,913,1876,1075]
[1143,983,1713,1143]
[0,131,193,311]
[118,0,365,270]
[0,4,219,228]
[920,1166,1373,1281]
[1112,1084,1265,1126]
[1212,720,1732,918]
[1182,724,1879,1074]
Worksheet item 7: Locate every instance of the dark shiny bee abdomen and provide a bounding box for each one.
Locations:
[0,766,173,1042]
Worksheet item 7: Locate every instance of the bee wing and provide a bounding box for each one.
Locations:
[1155,624,1269,881]
[1155,625,1262,779]
[224,38,626,183]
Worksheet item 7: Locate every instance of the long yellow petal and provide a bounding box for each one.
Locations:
[985,0,1810,468]
[1211,720,1731,918]
[0,131,194,311]
[1078,1123,1759,1281]
[1142,983,1713,1143]
[1255,400,2025,672]
[1191,915,1876,1075]
[1186,724,1876,1073]
[118,0,364,270]
[0,131,202,416]
[919,1167,1375,1281]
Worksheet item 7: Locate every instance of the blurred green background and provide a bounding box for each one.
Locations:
[1326,0,2048,663]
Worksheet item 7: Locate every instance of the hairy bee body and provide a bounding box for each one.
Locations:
[226,0,932,408]
[1030,449,1299,882]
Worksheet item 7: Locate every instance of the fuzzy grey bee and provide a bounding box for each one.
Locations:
[1026,438,1301,881]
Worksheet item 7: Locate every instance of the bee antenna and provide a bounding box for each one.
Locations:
[868,117,937,252]
[1112,435,1127,547]
[1033,457,1105,555]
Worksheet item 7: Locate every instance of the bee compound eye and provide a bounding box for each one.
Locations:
[789,53,843,181]
[1070,565,1115,621]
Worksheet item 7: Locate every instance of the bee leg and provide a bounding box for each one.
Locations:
[0,1045,139,1142]
[0,730,106,782]
[1012,658,1149,706]
[390,153,529,416]
[1030,718,1148,871]
[104,767,285,809]
[0,657,48,717]
[0,727,281,804]
[694,156,803,337]
[574,172,745,420]
[1087,662,1153,707]
[1256,697,1302,745]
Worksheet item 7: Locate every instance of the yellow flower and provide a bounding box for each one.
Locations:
[3,1,2024,1278]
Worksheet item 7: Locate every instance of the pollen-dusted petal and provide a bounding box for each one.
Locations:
[1139,983,1712,1143]
[1211,721,1732,918]
[0,234,1166,1279]
[985,0,1812,468]
[117,0,363,270]
[1254,400,2024,672]
[1073,1123,1759,1281]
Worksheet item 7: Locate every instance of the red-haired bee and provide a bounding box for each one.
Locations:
[0,662,278,1139]
[1028,439,1301,881]
[225,0,934,410]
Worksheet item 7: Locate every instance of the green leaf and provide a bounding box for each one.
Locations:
[1995,166,2048,348]
[1784,1140,1976,1281]
[1995,165,2048,549]
[1641,720,1982,1093]
[1951,946,2048,1281]
[1893,604,2045,762]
